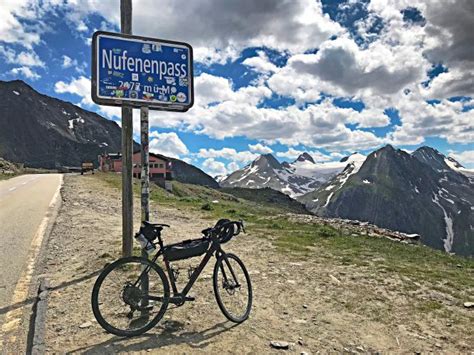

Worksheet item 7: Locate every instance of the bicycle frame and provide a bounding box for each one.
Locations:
[136,235,233,305]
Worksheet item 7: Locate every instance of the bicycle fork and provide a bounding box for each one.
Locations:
[219,252,241,289]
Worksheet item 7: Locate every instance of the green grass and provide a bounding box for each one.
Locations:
[95,172,474,299]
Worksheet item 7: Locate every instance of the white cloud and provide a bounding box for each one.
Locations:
[386,91,474,145]
[366,0,474,100]
[422,68,474,99]
[148,78,384,152]
[57,0,342,64]
[276,148,333,162]
[242,51,278,74]
[0,46,44,67]
[61,55,76,68]
[202,158,228,176]
[276,148,305,160]
[269,35,428,101]
[149,132,189,158]
[40,1,473,155]
[16,51,44,67]
[54,76,121,118]
[197,148,258,164]
[248,143,273,154]
[448,150,474,167]
[60,55,86,73]
[194,73,235,106]
[55,76,91,101]
[227,161,239,172]
[0,1,43,49]
[9,66,40,80]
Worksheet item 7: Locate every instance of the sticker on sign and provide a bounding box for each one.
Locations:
[92,31,194,112]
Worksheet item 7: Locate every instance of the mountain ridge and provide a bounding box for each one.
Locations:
[298,145,474,256]
[220,151,363,197]
[0,80,217,187]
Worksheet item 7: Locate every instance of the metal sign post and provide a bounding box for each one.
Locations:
[120,0,133,257]
[91,3,193,260]
[140,106,150,300]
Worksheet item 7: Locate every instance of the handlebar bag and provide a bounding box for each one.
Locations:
[163,238,210,261]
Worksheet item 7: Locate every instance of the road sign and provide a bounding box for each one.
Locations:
[92,31,194,112]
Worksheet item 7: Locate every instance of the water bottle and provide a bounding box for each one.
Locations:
[135,232,156,255]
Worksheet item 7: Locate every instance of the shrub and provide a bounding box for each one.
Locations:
[201,202,213,211]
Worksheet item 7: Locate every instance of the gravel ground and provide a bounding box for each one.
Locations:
[40,175,473,354]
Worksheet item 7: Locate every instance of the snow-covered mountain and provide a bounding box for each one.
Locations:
[220,152,366,197]
[299,145,474,256]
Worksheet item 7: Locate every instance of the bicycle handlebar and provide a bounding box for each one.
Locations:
[202,220,245,238]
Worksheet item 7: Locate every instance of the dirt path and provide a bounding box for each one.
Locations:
[41,175,473,353]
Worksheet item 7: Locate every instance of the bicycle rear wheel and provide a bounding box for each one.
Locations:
[91,256,170,337]
[213,253,252,323]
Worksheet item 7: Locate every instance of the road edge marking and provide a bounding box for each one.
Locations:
[0,174,63,350]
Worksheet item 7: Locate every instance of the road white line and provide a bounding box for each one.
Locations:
[0,175,63,350]
[21,182,27,185]
[8,187,16,192]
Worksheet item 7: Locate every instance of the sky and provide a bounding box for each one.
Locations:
[0,0,473,175]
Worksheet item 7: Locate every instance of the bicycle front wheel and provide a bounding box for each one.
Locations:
[91,256,170,337]
[213,253,252,323]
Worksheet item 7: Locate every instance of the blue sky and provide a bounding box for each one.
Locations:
[0,0,473,174]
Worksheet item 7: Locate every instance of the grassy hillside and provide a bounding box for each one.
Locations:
[98,172,473,301]
[221,186,309,214]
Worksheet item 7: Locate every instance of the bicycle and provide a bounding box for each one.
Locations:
[91,219,252,337]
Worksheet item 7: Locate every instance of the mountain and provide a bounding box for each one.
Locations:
[220,187,309,214]
[299,145,474,256]
[220,152,365,197]
[167,157,219,188]
[0,80,126,169]
[0,80,217,188]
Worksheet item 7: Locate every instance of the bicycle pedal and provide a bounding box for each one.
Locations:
[184,296,195,302]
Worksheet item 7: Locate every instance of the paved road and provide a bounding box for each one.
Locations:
[0,174,62,329]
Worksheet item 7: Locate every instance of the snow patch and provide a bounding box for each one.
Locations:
[414,186,419,194]
[13,90,20,95]
[324,192,334,207]
[432,193,455,252]
[363,179,371,184]
[444,158,460,171]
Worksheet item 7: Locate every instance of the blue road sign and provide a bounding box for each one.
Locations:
[92,31,193,112]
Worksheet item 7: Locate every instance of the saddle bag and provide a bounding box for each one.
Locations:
[163,238,210,261]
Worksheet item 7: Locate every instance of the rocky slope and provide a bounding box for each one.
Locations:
[220,187,309,214]
[299,145,474,256]
[220,152,364,197]
[0,80,216,187]
[168,157,219,188]
[0,80,125,169]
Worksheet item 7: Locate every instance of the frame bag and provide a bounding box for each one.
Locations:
[163,238,210,261]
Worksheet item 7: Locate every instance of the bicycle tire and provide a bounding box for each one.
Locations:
[91,256,170,337]
[213,253,252,323]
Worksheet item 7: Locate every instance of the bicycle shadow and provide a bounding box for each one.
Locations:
[68,320,239,354]
[0,269,102,316]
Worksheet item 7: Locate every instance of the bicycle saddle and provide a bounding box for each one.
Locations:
[143,221,170,228]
